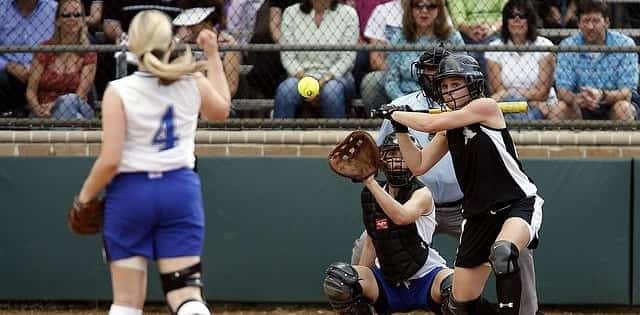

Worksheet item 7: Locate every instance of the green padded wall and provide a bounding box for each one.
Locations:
[0,157,632,304]
[523,159,631,305]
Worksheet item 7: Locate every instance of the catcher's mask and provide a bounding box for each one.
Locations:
[411,45,451,99]
[432,54,484,110]
[379,133,422,187]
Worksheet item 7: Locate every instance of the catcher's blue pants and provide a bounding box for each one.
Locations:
[371,266,444,315]
[102,168,205,261]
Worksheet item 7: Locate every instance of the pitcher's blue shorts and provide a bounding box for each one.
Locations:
[102,168,204,261]
[372,266,444,315]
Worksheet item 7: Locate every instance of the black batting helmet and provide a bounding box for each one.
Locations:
[432,54,484,109]
[411,46,451,98]
[379,133,422,187]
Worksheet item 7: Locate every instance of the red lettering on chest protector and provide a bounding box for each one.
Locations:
[376,218,389,230]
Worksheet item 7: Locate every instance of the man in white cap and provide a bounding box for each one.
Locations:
[173,0,242,99]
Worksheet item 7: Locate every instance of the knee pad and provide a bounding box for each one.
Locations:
[322,262,373,315]
[160,262,204,295]
[489,240,520,276]
[175,299,210,315]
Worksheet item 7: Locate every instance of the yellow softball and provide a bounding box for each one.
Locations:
[298,76,320,99]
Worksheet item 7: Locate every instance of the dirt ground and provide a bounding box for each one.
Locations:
[2,303,640,315]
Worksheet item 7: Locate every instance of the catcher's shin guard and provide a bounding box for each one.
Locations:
[323,262,373,315]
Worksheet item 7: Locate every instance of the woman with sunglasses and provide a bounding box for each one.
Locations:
[384,0,463,102]
[26,0,97,120]
[485,0,557,120]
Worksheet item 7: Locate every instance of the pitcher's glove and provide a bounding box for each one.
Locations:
[68,196,104,235]
[328,131,379,182]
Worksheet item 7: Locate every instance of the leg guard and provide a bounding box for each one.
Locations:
[160,262,204,295]
[175,299,210,315]
[322,262,373,315]
[160,262,208,315]
[489,240,521,315]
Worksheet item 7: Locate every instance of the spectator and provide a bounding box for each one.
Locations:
[26,0,96,119]
[102,0,181,44]
[537,0,578,28]
[269,0,300,43]
[226,0,265,45]
[360,0,403,112]
[448,0,505,44]
[174,0,242,98]
[82,0,103,29]
[448,0,506,91]
[240,0,298,100]
[348,0,392,108]
[0,0,57,117]
[554,0,638,121]
[354,0,393,40]
[384,0,464,102]
[486,0,557,120]
[273,0,358,118]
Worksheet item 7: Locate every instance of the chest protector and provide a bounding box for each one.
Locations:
[361,178,429,283]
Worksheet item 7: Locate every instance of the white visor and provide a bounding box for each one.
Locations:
[172,7,216,26]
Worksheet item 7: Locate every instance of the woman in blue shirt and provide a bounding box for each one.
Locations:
[384,0,463,101]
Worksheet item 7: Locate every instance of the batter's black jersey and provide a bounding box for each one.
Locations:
[447,124,537,217]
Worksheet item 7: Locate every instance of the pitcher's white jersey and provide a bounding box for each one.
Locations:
[109,72,200,172]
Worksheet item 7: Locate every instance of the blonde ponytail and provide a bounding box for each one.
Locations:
[128,10,204,83]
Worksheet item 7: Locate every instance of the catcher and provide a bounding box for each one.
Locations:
[325,132,496,315]
[69,10,230,315]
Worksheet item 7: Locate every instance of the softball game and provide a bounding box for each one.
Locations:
[1,0,640,313]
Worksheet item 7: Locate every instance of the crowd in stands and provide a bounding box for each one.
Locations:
[0,0,638,121]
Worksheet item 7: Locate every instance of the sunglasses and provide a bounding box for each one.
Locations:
[60,12,83,18]
[509,13,528,20]
[413,3,439,11]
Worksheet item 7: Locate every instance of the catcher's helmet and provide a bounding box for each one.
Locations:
[432,54,484,109]
[411,46,451,98]
[379,133,422,187]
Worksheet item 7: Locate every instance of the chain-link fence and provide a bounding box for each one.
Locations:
[1,0,640,129]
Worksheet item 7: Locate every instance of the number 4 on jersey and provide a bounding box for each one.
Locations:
[153,106,179,151]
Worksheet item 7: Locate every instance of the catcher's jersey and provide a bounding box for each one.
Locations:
[109,71,200,172]
[447,123,537,217]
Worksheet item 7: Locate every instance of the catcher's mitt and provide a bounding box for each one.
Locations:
[328,131,379,182]
[68,196,104,235]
